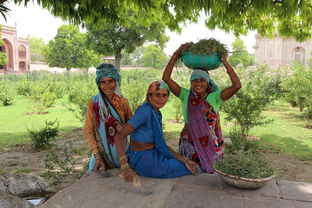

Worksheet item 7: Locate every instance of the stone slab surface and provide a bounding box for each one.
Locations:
[40,169,312,208]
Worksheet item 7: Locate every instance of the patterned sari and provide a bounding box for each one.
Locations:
[88,91,125,172]
[179,91,224,173]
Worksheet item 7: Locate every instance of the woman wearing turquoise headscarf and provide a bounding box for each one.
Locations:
[162,43,242,174]
[116,81,199,182]
[84,63,133,172]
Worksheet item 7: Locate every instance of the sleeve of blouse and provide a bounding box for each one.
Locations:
[123,99,133,123]
[84,100,99,155]
[128,106,149,129]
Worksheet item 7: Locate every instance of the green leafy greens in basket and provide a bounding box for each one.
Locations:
[186,38,228,55]
[214,152,275,178]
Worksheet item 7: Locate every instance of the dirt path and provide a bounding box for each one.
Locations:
[1,128,312,189]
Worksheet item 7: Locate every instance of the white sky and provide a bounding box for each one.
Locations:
[0,2,256,55]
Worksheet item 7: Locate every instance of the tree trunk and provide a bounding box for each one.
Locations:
[114,51,122,71]
[66,67,71,71]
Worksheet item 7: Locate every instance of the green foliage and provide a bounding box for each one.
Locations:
[42,141,87,187]
[140,44,168,69]
[67,80,97,122]
[0,83,13,106]
[214,151,275,178]
[28,120,59,150]
[121,69,161,110]
[186,38,228,55]
[27,85,57,113]
[172,96,182,122]
[6,1,311,42]
[85,13,169,70]
[29,36,47,62]
[0,25,7,65]
[221,65,285,139]
[121,52,133,65]
[281,63,312,119]
[45,25,101,71]
[228,38,255,68]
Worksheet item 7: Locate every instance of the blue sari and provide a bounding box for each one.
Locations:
[127,103,191,178]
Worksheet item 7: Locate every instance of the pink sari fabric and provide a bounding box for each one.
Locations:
[186,91,224,173]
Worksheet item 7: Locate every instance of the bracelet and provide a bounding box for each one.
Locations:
[120,163,130,170]
[119,155,127,162]
[183,157,190,164]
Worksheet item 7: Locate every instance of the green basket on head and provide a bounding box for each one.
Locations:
[182,52,222,71]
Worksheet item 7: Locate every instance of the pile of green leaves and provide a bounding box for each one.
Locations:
[186,38,228,55]
[214,152,275,178]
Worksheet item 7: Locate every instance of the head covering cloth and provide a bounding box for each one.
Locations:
[190,69,219,92]
[95,63,122,96]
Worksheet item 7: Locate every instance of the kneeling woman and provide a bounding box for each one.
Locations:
[116,81,198,182]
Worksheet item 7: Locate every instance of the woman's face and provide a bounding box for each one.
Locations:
[100,77,116,96]
[149,89,169,110]
[191,78,208,95]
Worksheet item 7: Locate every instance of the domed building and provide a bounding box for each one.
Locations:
[1,25,30,72]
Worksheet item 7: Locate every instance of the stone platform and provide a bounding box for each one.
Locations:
[40,169,312,208]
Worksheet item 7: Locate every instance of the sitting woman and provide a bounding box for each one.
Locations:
[116,81,199,182]
[162,43,242,174]
[85,63,133,172]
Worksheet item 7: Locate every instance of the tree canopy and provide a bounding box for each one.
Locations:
[45,24,101,71]
[29,37,46,62]
[3,0,312,41]
[85,12,169,70]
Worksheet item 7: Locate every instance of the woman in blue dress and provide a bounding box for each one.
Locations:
[116,81,199,182]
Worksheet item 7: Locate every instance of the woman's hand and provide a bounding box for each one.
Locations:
[220,52,229,65]
[93,157,106,172]
[173,42,193,60]
[185,159,200,175]
[120,168,137,182]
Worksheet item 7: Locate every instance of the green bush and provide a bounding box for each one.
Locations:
[28,120,59,150]
[27,86,57,113]
[0,86,13,106]
[281,63,312,120]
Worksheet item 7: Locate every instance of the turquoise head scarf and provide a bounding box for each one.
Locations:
[190,69,219,91]
[95,63,121,86]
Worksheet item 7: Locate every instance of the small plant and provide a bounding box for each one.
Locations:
[214,151,275,178]
[185,38,228,55]
[0,88,13,106]
[42,142,88,187]
[28,120,59,150]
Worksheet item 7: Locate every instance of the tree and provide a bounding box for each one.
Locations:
[120,52,133,66]
[29,37,46,62]
[140,44,167,69]
[85,12,169,70]
[228,38,255,68]
[3,1,312,41]
[45,25,101,71]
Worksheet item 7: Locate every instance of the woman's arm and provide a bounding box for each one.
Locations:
[162,43,192,97]
[84,100,106,171]
[220,53,242,101]
[115,123,137,182]
[167,145,199,175]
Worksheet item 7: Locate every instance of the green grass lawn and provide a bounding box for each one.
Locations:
[1,95,311,161]
[162,99,312,161]
[0,95,82,150]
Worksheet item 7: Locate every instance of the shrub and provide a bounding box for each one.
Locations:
[42,141,88,187]
[28,120,59,150]
[0,86,13,106]
[281,63,312,120]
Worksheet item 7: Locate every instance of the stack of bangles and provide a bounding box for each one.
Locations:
[120,155,130,170]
